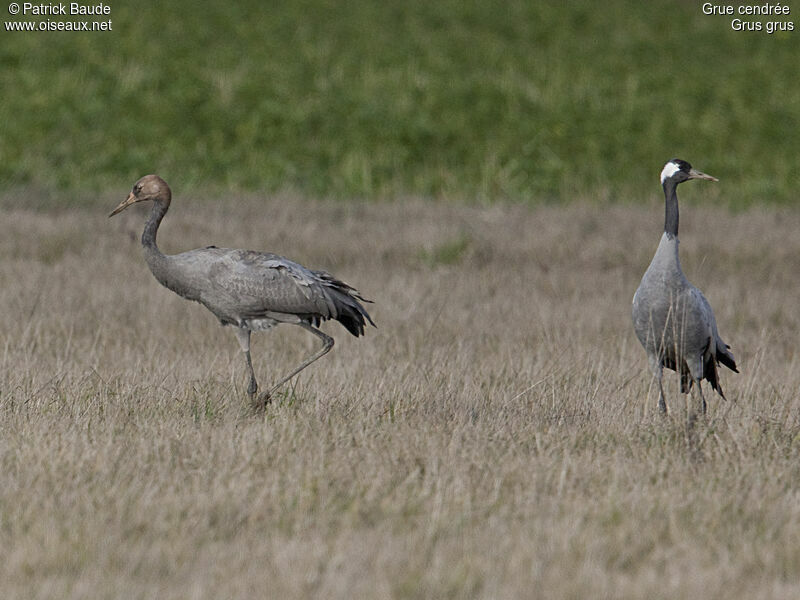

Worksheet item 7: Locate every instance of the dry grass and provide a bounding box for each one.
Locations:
[1,193,800,599]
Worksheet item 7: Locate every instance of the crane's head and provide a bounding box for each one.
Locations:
[660,159,718,186]
[109,175,171,217]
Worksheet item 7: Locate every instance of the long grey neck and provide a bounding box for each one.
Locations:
[142,200,168,251]
[142,200,170,275]
[662,180,679,238]
[139,196,183,295]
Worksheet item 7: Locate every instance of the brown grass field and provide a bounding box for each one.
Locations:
[1,191,799,599]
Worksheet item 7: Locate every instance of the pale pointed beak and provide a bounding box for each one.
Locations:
[109,192,137,217]
[688,168,718,182]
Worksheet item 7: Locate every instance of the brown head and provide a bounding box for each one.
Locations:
[109,175,172,217]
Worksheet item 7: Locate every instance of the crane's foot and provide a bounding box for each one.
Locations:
[658,396,668,415]
[249,391,272,412]
[247,376,258,397]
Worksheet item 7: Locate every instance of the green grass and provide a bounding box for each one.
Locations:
[419,233,471,267]
[1,1,799,203]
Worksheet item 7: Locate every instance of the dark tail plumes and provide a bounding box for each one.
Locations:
[314,270,376,337]
[332,289,375,337]
[703,352,725,399]
[667,347,736,400]
[717,343,738,374]
[670,359,723,398]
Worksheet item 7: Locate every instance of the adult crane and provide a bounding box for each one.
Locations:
[110,175,375,405]
[632,159,737,415]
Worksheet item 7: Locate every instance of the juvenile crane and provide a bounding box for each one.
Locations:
[110,175,375,404]
[632,159,738,415]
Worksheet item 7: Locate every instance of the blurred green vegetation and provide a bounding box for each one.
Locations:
[0,1,797,204]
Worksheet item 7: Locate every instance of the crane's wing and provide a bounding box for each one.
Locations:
[181,247,374,336]
[690,286,738,374]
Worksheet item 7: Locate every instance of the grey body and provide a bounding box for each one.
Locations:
[632,160,737,414]
[146,244,368,333]
[111,175,374,404]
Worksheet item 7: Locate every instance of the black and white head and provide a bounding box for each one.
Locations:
[109,175,172,217]
[660,159,718,186]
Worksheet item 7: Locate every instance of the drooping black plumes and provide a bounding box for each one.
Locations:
[310,270,375,337]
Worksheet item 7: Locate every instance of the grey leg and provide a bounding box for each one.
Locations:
[686,354,707,418]
[258,323,334,403]
[685,385,703,462]
[695,380,707,416]
[656,372,668,415]
[245,352,258,397]
[685,380,707,429]
[234,328,258,398]
[648,354,668,415]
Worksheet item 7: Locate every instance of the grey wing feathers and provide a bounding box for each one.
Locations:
[685,287,738,400]
[693,287,738,373]
[201,248,375,336]
[636,282,737,397]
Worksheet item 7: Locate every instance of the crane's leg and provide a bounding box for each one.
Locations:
[257,323,334,404]
[648,354,668,414]
[234,328,258,397]
[694,379,707,416]
[656,373,667,415]
[683,380,706,462]
[686,356,707,418]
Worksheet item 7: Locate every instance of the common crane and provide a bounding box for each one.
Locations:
[110,175,375,405]
[632,159,738,415]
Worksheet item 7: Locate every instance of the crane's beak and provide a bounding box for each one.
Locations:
[688,168,718,182]
[109,191,137,217]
